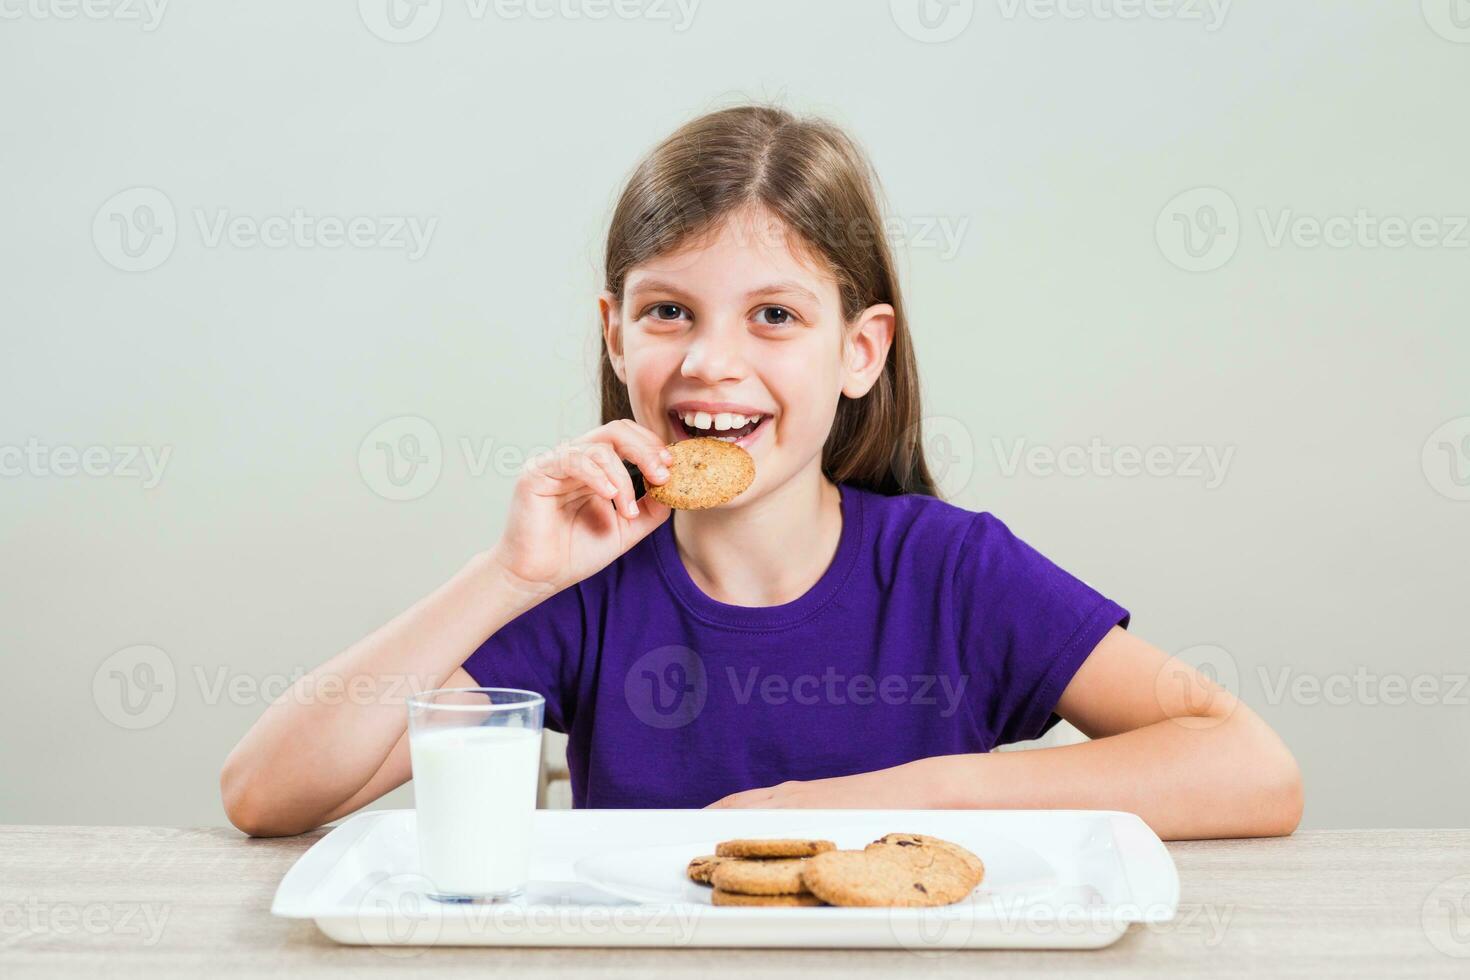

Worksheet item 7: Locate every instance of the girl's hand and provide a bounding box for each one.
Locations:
[706,760,940,810]
[490,419,674,598]
[706,780,830,809]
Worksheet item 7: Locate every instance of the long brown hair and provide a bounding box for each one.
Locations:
[600,104,937,498]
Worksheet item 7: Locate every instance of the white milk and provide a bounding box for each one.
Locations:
[409,725,542,897]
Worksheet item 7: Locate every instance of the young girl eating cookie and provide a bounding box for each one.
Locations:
[222,106,1302,841]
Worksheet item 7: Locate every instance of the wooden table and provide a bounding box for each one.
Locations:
[2,826,1467,977]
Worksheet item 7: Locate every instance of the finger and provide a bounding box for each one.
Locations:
[610,417,670,454]
[579,419,673,486]
[705,785,767,809]
[580,443,640,519]
[587,419,671,484]
[563,447,622,505]
[724,791,770,809]
[622,493,671,546]
[528,445,618,503]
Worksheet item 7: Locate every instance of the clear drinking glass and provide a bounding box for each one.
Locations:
[406,688,545,903]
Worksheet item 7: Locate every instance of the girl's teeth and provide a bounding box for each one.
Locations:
[676,410,765,437]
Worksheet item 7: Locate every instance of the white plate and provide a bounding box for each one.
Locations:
[271,808,1177,949]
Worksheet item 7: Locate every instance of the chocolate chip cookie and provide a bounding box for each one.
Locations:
[711,888,827,907]
[714,838,836,859]
[709,857,811,896]
[867,833,986,884]
[686,854,728,885]
[799,843,982,908]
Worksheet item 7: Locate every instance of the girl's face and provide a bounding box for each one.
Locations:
[601,207,894,507]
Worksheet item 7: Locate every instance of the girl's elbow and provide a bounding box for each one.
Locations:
[223,796,276,838]
[1254,744,1304,837]
[221,758,270,836]
[220,751,309,838]
[1276,754,1305,835]
[1222,704,1303,837]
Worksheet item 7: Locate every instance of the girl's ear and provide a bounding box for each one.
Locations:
[841,303,896,398]
[599,291,627,382]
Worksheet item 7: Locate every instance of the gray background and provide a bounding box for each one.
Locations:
[2,1,1466,829]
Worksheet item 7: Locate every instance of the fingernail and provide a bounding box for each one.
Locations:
[654,467,668,480]
[660,449,674,463]
[626,500,639,517]
[604,483,617,496]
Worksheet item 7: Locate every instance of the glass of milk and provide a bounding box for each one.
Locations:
[407,687,545,903]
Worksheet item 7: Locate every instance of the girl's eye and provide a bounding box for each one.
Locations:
[648,303,688,321]
[756,306,794,326]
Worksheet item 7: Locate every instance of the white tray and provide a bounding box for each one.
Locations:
[271,808,1177,950]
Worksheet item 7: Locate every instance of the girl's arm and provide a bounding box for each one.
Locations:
[708,628,1305,840]
[218,552,548,838]
[221,421,674,837]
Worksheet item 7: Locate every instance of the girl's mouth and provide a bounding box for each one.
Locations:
[669,409,769,447]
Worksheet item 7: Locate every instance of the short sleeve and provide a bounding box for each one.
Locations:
[956,514,1129,748]
[460,583,587,734]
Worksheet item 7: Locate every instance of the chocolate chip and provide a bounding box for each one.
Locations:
[914,882,927,893]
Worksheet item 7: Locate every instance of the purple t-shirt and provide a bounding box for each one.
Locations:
[463,483,1128,808]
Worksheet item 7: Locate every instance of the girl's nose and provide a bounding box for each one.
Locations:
[680,321,748,385]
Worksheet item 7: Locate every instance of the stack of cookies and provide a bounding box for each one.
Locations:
[689,838,835,907]
[687,833,985,908]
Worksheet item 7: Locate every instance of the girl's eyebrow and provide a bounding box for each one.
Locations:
[625,277,691,300]
[625,277,820,305]
[744,281,821,305]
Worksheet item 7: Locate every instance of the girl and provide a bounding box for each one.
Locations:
[222,106,1302,840]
